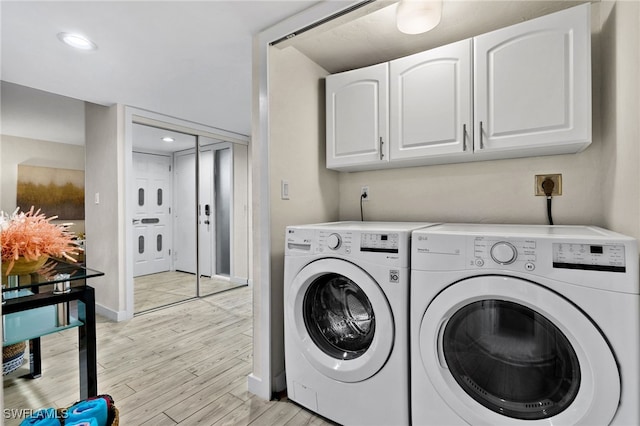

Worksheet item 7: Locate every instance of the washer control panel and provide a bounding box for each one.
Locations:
[552,243,626,272]
[473,237,537,270]
[318,230,353,254]
[286,226,410,267]
[360,232,399,253]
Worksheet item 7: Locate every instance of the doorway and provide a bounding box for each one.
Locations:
[131,122,247,313]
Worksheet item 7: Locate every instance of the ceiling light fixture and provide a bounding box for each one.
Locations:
[396,0,443,35]
[162,137,175,143]
[57,32,97,51]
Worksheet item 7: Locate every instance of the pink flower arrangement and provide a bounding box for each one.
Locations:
[1,207,81,275]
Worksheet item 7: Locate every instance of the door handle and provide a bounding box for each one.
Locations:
[462,124,467,151]
[133,219,141,225]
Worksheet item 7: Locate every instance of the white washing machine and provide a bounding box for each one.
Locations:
[284,221,436,426]
[410,224,639,426]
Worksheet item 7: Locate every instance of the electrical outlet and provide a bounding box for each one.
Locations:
[361,186,369,200]
[535,174,562,196]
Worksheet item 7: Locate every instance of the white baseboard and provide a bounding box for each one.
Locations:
[247,373,270,400]
[231,276,248,286]
[95,303,132,322]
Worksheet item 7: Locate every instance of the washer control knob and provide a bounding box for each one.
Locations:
[327,233,342,250]
[490,242,517,265]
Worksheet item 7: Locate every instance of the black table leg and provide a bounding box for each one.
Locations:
[78,287,97,399]
[27,338,42,378]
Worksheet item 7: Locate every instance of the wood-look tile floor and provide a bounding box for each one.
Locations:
[134,271,246,313]
[3,287,333,426]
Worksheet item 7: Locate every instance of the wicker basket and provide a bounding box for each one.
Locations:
[2,341,26,375]
[111,407,119,426]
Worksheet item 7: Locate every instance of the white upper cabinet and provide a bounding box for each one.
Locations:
[474,3,591,156]
[389,39,473,164]
[326,63,389,171]
[326,3,591,172]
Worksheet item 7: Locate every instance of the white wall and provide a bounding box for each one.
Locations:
[268,45,340,387]
[85,103,127,320]
[600,0,640,239]
[338,149,603,225]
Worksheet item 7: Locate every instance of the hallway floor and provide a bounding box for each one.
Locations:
[3,286,332,425]
[134,271,246,313]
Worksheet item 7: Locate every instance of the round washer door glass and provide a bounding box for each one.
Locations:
[288,258,395,383]
[418,275,621,425]
[304,273,375,360]
[443,300,580,420]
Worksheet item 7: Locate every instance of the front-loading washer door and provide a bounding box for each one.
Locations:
[289,258,394,383]
[419,275,620,426]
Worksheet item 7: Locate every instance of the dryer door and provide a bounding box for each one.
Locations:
[419,275,620,426]
[289,258,394,383]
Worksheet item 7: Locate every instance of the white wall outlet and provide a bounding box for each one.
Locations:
[361,186,369,200]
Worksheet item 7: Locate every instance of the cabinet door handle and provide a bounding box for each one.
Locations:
[379,137,384,160]
[479,121,484,149]
[462,124,467,151]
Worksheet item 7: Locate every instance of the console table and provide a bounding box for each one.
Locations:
[2,260,104,399]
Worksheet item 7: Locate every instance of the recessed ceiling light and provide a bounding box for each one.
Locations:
[57,32,97,50]
[162,137,175,143]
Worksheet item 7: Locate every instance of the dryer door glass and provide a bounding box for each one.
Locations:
[442,300,580,420]
[303,273,375,360]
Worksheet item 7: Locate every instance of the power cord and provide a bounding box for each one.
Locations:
[360,192,367,221]
[542,178,555,225]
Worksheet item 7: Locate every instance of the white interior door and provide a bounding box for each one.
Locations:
[174,151,197,274]
[132,152,172,277]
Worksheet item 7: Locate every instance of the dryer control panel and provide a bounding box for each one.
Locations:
[552,243,626,272]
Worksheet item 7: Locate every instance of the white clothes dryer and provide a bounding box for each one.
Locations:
[410,224,639,426]
[284,221,436,426]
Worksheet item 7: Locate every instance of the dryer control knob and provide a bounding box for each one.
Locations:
[327,233,342,250]
[491,242,517,265]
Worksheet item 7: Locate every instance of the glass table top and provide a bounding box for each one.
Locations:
[1,259,104,292]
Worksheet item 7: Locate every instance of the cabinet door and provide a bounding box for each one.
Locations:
[390,39,473,163]
[474,3,591,155]
[326,63,388,171]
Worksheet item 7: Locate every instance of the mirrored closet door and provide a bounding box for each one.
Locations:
[132,124,248,313]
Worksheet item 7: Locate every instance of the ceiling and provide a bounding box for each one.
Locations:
[284,0,590,74]
[0,0,321,141]
[1,0,591,148]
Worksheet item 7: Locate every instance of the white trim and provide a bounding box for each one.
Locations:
[230,276,248,286]
[95,303,128,322]
[251,0,364,400]
[131,107,249,144]
[247,373,264,397]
